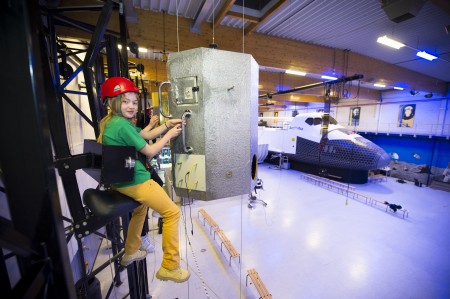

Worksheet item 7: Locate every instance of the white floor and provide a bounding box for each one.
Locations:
[96,163,450,299]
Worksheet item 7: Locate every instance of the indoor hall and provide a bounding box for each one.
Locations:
[2,0,450,298]
[95,163,450,299]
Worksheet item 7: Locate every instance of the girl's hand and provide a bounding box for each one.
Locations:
[167,118,184,128]
[149,115,159,128]
[166,124,182,139]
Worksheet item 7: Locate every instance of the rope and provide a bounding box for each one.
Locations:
[212,0,215,45]
[239,193,244,299]
[184,220,211,298]
[148,212,157,284]
[176,0,180,52]
[240,8,246,297]
[179,172,229,298]
[344,79,362,205]
[242,0,245,53]
[180,178,194,297]
[104,228,119,299]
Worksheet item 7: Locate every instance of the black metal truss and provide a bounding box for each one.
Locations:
[1,0,77,297]
[1,0,148,298]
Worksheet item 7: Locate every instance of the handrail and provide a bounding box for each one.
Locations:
[158,81,172,118]
[181,110,193,153]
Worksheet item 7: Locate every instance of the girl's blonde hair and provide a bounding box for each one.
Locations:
[97,94,125,143]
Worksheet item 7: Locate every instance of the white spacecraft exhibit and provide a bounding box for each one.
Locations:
[258,112,390,183]
[162,47,259,200]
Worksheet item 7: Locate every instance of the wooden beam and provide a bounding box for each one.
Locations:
[226,11,260,23]
[245,0,288,35]
[213,0,236,29]
[192,0,214,34]
[258,71,381,101]
[267,94,326,103]
[260,94,341,104]
[56,7,447,95]
[430,0,450,15]
[127,58,168,83]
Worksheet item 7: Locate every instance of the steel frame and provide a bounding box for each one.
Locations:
[1,0,148,298]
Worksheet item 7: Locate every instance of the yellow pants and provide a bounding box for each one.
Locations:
[117,179,180,270]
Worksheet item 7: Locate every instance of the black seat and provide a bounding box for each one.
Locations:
[83,188,140,218]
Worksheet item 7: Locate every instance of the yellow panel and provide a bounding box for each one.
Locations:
[151,91,166,107]
[173,154,206,192]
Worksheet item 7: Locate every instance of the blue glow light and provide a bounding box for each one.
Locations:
[416,51,437,61]
[321,75,338,80]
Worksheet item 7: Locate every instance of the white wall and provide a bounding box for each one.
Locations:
[334,96,379,128]
[260,91,450,137]
[344,91,450,136]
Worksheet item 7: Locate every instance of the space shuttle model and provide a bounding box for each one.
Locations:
[258,112,390,183]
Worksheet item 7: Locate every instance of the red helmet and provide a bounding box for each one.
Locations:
[100,77,139,101]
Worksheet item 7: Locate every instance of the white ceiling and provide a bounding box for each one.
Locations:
[130,0,450,83]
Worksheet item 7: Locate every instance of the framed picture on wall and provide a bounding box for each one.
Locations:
[398,104,415,128]
[349,106,361,126]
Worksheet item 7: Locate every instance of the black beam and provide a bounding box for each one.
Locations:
[86,248,124,280]
[63,44,86,65]
[259,74,364,98]
[35,1,148,298]
[106,219,124,286]
[106,35,120,77]
[95,53,107,119]
[54,153,101,174]
[58,49,88,58]
[82,0,114,138]
[64,90,88,95]
[1,0,76,297]
[53,5,109,12]
[48,14,61,87]
[0,217,40,258]
[61,93,95,127]
[0,245,12,298]
[119,3,129,77]
[83,1,114,69]
[58,39,90,46]
[73,214,118,240]
[50,12,121,37]
[44,5,87,225]
[12,259,51,299]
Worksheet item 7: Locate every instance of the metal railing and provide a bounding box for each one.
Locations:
[346,123,450,138]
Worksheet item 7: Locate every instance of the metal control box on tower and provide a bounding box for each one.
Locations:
[162,47,259,201]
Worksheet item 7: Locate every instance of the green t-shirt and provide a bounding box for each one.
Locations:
[102,116,151,187]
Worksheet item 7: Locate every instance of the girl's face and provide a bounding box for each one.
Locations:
[120,92,139,119]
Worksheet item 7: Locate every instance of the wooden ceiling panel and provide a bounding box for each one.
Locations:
[56,2,447,102]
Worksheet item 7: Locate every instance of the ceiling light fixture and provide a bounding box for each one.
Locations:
[374,83,386,88]
[321,75,338,80]
[416,51,437,61]
[393,86,404,90]
[286,69,306,76]
[117,44,130,51]
[377,35,405,49]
